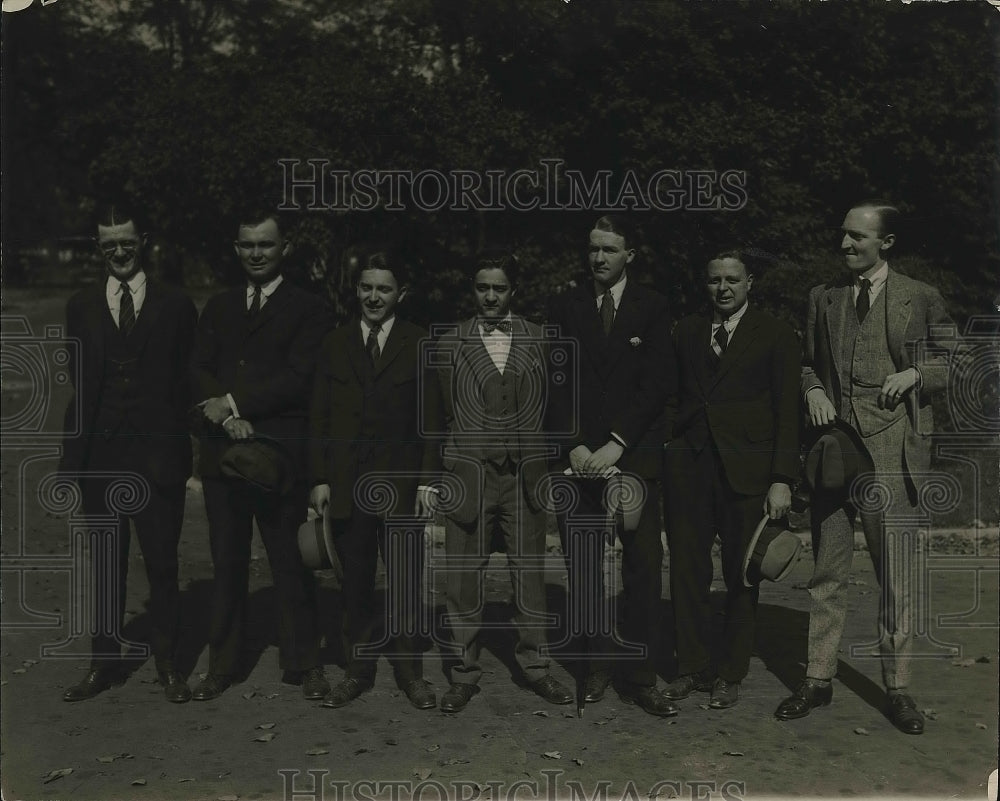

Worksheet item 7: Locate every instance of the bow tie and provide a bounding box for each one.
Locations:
[480,318,512,334]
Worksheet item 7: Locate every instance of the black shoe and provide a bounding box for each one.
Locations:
[887,692,924,735]
[662,670,714,701]
[404,679,436,710]
[530,675,574,706]
[63,668,120,702]
[619,684,679,718]
[708,677,740,709]
[321,677,373,709]
[299,667,330,701]
[192,673,232,701]
[440,683,477,713]
[582,671,612,703]
[158,670,192,704]
[774,679,833,720]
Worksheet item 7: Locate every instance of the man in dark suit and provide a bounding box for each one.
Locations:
[775,201,957,734]
[308,247,442,710]
[61,204,197,703]
[190,208,330,702]
[546,216,678,717]
[431,249,574,713]
[663,251,799,709]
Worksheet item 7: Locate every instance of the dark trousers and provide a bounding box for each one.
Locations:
[332,507,425,685]
[202,477,319,676]
[557,478,663,687]
[444,459,551,686]
[665,442,762,682]
[80,474,185,673]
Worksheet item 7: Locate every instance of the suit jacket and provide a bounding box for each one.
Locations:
[667,307,800,496]
[431,315,552,525]
[801,268,955,490]
[546,280,675,479]
[308,317,443,520]
[191,279,330,481]
[61,280,197,486]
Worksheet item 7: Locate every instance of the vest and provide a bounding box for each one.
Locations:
[94,311,142,435]
[477,341,523,466]
[838,291,906,437]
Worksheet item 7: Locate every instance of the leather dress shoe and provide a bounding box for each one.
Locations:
[774,679,833,720]
[582,671,612,703]
[530,675,574,705]
[300,667,331,701]
[192,673,232,701]
[662,670,714,701]
[708,678,740,709]
[63,668,120,702]
[619,684,679,718]
[158,670,192,704]
[887,692,924,735]
[321,677,373,709]
[440,683,477,713]
[404,679,436,710]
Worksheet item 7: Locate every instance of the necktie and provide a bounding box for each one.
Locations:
[599,289,614,335]
[119,282,135,336]
[856,277,871,323]
[366,323,382,365]
[249,285,262,316]
[712,324,729,360]
[481,318,512,334]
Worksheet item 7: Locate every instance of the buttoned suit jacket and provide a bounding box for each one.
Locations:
[191,279,330,481]
[801,269,955,493]
[667,307,800,496]
[308,317,443,520]
[431,315,551,526]
[546,280,675,479]
[61,280,197,486]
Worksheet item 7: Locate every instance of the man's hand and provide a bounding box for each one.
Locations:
[415,487,438,518]
[569,445,593,475]
[764,482,792,520]
[879,368,918,410]
[310,483,331,516]
[582,440,624,476]
[201,396,232,424]
[806,387,836,427]
[223,417,254,441]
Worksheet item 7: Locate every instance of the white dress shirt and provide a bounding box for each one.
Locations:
[105,271,147,326]
[478,313,513,374]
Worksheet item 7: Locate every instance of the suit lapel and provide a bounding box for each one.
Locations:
[248,279,290,334]
[689,315,714,393]
[572,287,611,373]
[374,318,408,378]
[825,283,852,379]
[884,269,911,361]
[710,308,761,389]
[127,281,165,355]
[345,320,368,382]
[605,281,643,364]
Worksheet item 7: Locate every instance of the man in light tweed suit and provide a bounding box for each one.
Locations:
[775,201,957,734]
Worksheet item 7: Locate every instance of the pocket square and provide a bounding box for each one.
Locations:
[629,337,642,347]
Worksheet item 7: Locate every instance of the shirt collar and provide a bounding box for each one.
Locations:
[247,274,283,298]
[361,314,395,338]
[597,272,628,307]
[713,300,749,329]
[107,270,146,295]
[859,262,889,292]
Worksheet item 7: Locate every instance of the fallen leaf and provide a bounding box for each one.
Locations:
[196,724,211,731]
[425,744,440,752]
[23,659,38,666]
[306,748,329,756]
[241,691,256,700]
[976,723,987,729]
[178,778,194,782]
[12,668,26,675]
[257,722,276,730]
[723,751,745,757]
[573,758,584,766]
[254,733,276,742]
[952,658,976,667]
[415,768,432,780]
[543,751,562,759]
[354,748,369,755]
[440,758,470,766]
[385,739,398,746]
[975,656,991,664]
[533,710,549,717]
[921,708,938,720]
[854,727,870,736]
[42,768,73,784]
[131,778,147,786]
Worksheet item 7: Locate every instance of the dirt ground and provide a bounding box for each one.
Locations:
[1,289,998,801]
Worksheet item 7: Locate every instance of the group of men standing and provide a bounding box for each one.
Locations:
[59,201,955,736]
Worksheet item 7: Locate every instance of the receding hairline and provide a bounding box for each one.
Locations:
[848,201,900,238]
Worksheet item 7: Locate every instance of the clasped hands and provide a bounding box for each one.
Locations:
[198,396,253,440]
[568,441,624,479]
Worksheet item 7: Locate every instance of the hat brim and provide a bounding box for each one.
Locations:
[742,514,802,588]
[803,417,876,493]
[297,508,340,576]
